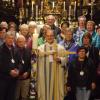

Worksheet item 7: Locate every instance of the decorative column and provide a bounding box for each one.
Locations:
[80,0,83,15]
[65,0,70,18]
[35,5,38,21]
[63,1,66,11]
[31,0,35,19]
[19,0,24,24]
[12,0,14,6]
[68,5,71,24]
[40,1,43,20]
[74,0,78,20]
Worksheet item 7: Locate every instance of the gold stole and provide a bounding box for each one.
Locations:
[53,42,59,100]
[37,42,76,100]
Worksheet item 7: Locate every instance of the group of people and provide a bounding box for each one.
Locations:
[0,14,100,100]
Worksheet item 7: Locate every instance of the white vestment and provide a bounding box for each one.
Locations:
[37,42,66,100]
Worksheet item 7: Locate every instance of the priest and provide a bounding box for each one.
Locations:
[37,29,66,100]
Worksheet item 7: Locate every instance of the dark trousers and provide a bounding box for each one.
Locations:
[64,91,76,100]
[0,77,17,100]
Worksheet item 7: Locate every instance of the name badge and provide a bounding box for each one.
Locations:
[22,60,24,64]
[80,71,84,76]
[11,59,15,64]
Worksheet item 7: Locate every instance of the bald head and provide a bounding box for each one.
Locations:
[47,15,55,20]
[16,35,26,48]
[45,29,55,44]
[46,15,55,26]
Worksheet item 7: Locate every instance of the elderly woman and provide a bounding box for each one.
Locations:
[38,24,51,46]
[59,28,79,62]
[73,16,87,46]
[28,21,37,36]
[86,20,96,42]
[57,22,69,43]
[82,33,99,66]
[0,21,8,35]
[19,24,33,50]
[67,46,96,100]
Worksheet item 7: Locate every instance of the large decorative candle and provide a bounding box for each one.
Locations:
[41,1,43,13]
[63,1,66,11]
[69,5,71,16]
[32,29,39,49]
[52,1,55,9]
[32,1,34,12]
[12,0,14,3]
[74,1,76,19]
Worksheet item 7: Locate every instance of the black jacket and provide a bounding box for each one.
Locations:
[67,57,96,92]
[86,45,99,67]
[15,47,31,79]
[0,43,18,79]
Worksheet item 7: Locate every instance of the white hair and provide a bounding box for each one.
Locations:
[0,21,8,29]
[16,35,26,41]
[78,16,86,21]
[5,31,15,38]
[46,15,55,20]
[28,21,37,27]
[19,24,28,30]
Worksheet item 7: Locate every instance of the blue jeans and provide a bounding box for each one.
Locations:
[76,87,91,100]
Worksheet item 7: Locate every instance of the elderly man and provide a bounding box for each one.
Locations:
[0,32,19,100]
[46,15,61,37]
[37,29,66,100]
[15,35,31,100]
